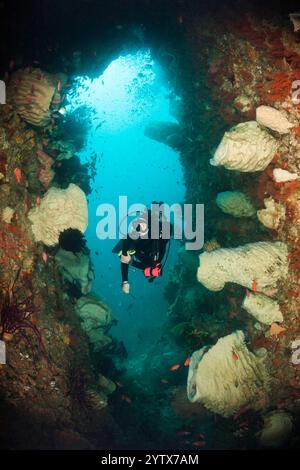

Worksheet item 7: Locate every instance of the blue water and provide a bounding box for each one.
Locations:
[66,49,185,356]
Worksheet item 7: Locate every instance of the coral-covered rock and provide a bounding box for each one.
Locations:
[216,190,256,217]
[256,106,293,134]
[187,331,270,417]
[37,148,55,189]
[197,241,288,294]
[210,121,279,172]
[28,184,88,246]
[242,291,283,325]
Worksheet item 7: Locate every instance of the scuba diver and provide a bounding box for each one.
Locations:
[112,203,171,294]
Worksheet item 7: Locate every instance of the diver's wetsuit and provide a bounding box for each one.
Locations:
[121,227,169,283]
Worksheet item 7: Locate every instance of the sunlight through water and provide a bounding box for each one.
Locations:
[66,49,185,356]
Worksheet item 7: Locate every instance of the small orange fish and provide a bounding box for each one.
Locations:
[251,279,257,292]
[121,395,132,404]
[42,252,48,263]
[269,323,286,337]
[170,364,180,371]
[184,357,191,367]
[192,441,207,447]
[232,349,239,361]
[63,335,77,346]
[160,379,169,384]
[13,167,22,184]
[63,336,71,345]
[36,196,41,205]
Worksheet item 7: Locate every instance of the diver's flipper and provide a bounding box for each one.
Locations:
[112,239,124,254]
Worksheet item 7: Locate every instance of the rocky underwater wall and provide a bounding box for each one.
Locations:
[161,1,300,449]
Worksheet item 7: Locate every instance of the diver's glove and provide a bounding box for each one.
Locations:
[121,254,132,264]
[122,281,130,294]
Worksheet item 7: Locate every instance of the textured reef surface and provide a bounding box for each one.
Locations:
[1,0,300,451]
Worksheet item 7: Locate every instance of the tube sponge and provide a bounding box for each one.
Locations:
[28,184,88,246]
[210,121,279,172]
[187,331,270,417]
[242,292,283,325]
[216,191,256,217]
[197,241,288,294]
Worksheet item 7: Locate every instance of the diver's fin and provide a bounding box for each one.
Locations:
[112,239,124,254]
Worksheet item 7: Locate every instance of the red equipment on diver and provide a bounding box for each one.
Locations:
[144,263,162,278]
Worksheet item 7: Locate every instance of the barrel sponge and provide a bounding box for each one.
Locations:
[75,295,113,327]
[8,68,59,127]
[257,197,285,230]
[258,410,294,448]
[197,241,288,294]
[210,121,279,172]
[256,106,294,134]
[28,184,88,246]
[216,191,256,217]
[187,331,270,417]
[242,292,283,325]
[55,249,94,295]
[75,295,113,351]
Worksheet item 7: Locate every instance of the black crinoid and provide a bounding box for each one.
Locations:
[0,269,50,364]
[58,228,89,254]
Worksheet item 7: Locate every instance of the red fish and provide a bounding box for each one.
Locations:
[184,357,191,367]
[121,395,132,404]
[251,279,257,292]
[192,441,207,447]
[232,349,239,361]
[36,196,41,205]
[42,252,48,264]
[170,364,180,371]
[13,167,22,184]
